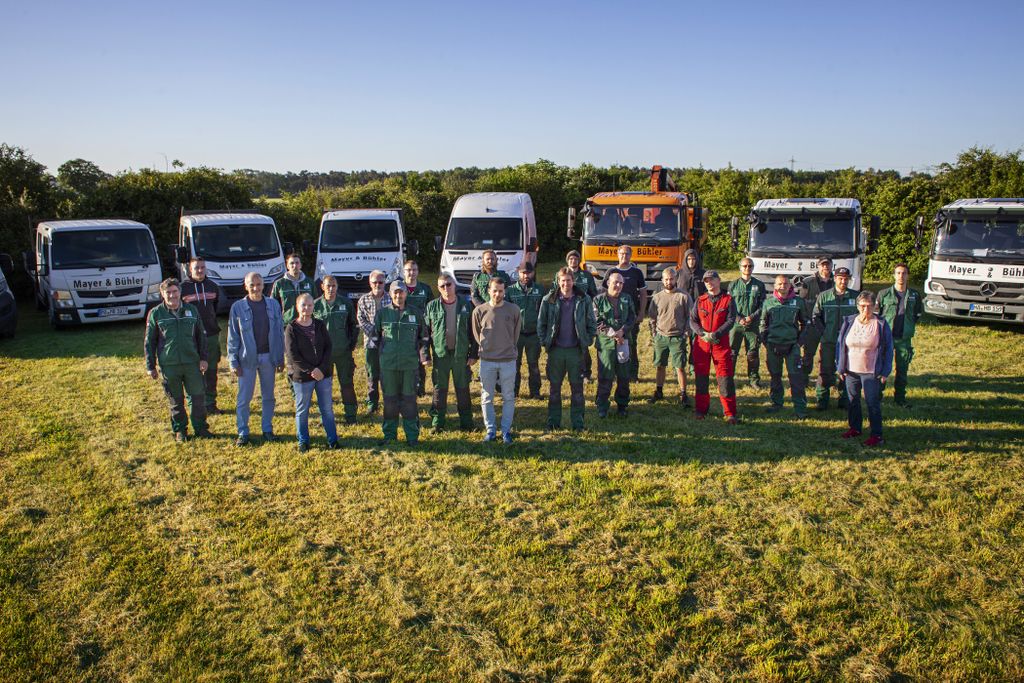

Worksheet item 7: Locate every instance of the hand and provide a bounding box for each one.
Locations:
[878,375,887,385]
[233,367,242,378]
[147,369,158,380]
[310,368,324,381]
[276,365,284,373]
[422,359,431,367]
[467,357,478,367]
[839,373,846,382]
[199,361,208,373]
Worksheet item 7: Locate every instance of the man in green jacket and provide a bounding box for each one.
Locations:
[728,257,767,389]
[144,278,210,442]
[537,267,598,431]
[876,263,924,407]
[800,257,834,382]
[424,273,478,431]
[593,272,636,418]
[506,262,545,399]
[470,249,512,307]
[271,253,315,326]
[811,266,859,410]
[554,250,599,381]
[402,259,434,397]
[374,281,430,444]
[313,275,359,423]
[759,274,808,418]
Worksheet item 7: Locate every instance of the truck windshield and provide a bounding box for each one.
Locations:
[51,229,158,269]
[750,215,856,254]
[446,218,523,250]
[320,219,399,252]
[934,216,1024,257]
[584,205,681,243]
[192,223,281,261]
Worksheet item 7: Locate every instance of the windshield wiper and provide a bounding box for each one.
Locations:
[985,248,1024,255]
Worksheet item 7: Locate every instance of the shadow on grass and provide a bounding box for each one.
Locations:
[0,307,146,359]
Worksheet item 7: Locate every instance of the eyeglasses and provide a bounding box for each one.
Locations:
[740,265,752,269]
[438,282,453,288]
[371,280,385,285]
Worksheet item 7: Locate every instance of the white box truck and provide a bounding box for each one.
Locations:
[23,219,163,328]
[308,208,418,300]
[174,210,290,312]
[917,198,1024,324]
[730,198,879,290]
[435,192,538,294]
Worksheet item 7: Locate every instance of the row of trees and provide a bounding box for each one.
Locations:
[3,143,1023,290]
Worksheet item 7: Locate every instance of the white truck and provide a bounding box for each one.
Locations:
[23,219,163,328]
[435,192,538,294]
[0,253,16,338]
[731,198,879,290]
[308,208,418,300]
[174,210,290,312]
[917,198,1024,324]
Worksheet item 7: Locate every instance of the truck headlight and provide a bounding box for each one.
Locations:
[53,289,75,308]
[928,280,945,295]
[585,263,599,274]
[267,264,284,277]
[147,283,162,301]
[205,268,221,280]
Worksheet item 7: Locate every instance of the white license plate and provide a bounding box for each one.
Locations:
[98,306,130,317]
[970,303,1003,314]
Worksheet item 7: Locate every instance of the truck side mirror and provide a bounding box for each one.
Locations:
[282,241,294,257]
[566,207,577,240]
[0,253,13,276]
[302,239,313,257]
[433,235,442,253]
[867,239,879,254]
[22,251,37,275]
[914,215,924,251]
[528,236,538,253]
[405,239,420,258]
[869,215,881,239]
[729,216,740,250]
[169,244,188,266]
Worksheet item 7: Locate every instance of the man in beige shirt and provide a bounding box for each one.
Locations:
[647,267,692,406]
[471,278,522,443]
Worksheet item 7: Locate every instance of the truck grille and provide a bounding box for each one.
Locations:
[76,286,143,299]
[935,278,1024,305]
[454,270,477,286]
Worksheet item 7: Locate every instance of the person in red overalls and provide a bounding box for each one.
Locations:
[689,270,739,424]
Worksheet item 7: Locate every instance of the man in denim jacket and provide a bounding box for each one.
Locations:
[227,272,285,447]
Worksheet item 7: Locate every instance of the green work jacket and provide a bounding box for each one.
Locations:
[537,286,597,352]
[145,302,207,371]
[506,281,546,334]
[313,295,358,357]
[813,287,861,343]
[424,295,478,360]
[271,274,315,326]
[592,293,636,350]
[374,304,428,371]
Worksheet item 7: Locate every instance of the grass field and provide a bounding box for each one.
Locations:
[1,264,1023,681]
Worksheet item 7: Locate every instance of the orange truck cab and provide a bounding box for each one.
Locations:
[566,166,707,292]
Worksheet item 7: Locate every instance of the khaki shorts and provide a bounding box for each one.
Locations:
[652,334,686,369]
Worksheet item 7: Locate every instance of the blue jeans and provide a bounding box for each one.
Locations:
[845,372,883,437]
[480,359,517,436]
[293,377,338,446]
[236,353,277,437]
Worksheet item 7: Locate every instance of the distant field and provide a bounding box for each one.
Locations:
[1,267,1022,681]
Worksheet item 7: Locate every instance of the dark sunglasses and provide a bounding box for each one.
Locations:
[438,282,454,288]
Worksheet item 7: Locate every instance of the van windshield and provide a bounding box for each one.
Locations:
[192,223,281,261]
[320,219,400,252]
[51,229,158,270]
[584,205,681,243]
[446,218,523,250]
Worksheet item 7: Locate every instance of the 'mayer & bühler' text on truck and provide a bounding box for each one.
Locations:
[730,198,880,290]
[918,198,1024,324]
[567,166,707,291]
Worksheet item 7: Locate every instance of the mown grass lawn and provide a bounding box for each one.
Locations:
[1,267,1022,681]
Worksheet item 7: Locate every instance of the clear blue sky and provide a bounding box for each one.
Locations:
[2,0,1022,175]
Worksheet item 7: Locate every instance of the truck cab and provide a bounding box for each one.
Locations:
[24,219,163,328]
[0,253,16,338]
[311,209,418,300]
[731,198,879,290]
[436,193,538,294]
[175,210,289,312]
[567,166,706,292]
[919,198,1024,324]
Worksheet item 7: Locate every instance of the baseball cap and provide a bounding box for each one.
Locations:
[702,270,720,281]
[389,280,408,293]
[834,267,851,277]
[817,257,833,265]
[566,250,582,261]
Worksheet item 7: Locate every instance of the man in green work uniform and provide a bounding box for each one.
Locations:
[759,274,808,418]
[424,273,477,431]
[313,275,359,423]
[374,281,430,444]
[800,257,834,382]
[402,259,433,397]
[811,266,859,410]
[538,267,598,431]
[593,272,636,417]
[876,263,924,407]
[506,261,545,399]
[728,257,767,389]
[553,250,599,381]
[144,278,211,442]
[470,249,512,307]
[271,253,315,326]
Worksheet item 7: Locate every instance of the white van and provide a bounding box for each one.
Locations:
[310,208,418,300]
[24,219,163,328]
[175,210,290,312]
[436,193,538,293]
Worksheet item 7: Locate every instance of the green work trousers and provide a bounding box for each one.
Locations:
[595,342,630,411]
[890,338,914,403]
[801,325,822,383]
[186,333,220,413]
[765,344,807,414]
[516,333,542,397]
[431,353,473,429]
[815,342,842,407]
[547,346,585,429]
[381,367,419,443]
[162,362,208,435]
[730,325,761,382]
[332,353,358,420]
[365,347,381,410]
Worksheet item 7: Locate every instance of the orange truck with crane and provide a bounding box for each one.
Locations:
[566,166,707,291]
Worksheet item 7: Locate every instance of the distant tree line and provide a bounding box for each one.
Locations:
[3,143,1023,292]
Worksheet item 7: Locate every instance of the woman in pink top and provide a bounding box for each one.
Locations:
[836,291,894,447]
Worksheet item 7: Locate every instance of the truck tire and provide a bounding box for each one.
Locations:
[48,301,68,331]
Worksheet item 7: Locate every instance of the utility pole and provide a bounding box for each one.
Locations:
[789,157,796,173]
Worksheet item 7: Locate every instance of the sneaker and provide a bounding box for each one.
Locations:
[616,406,628,418]
[235,435,250,447]
[483,432,496,443]
[262,432,276,443]
[725,416,739,425]
[297,442,309,453]
[430,425,444,435]
[649,387,664,404]
[766,404,782,414]
[366,403,379,414]
[863,435,885,447]
[502,431,513,444]
[174,432,188,444]
[841,428,862,439]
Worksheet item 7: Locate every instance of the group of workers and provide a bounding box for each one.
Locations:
[144,247,923,449]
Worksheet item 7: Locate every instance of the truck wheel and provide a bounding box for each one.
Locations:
[48,302,68,330]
